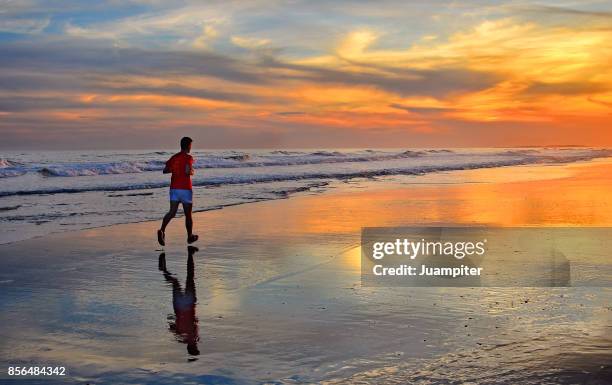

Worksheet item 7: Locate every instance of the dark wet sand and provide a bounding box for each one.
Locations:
[0,160,611,384]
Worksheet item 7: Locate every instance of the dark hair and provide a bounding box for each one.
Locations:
[180,137,193,151]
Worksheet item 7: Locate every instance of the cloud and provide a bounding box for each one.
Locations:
[526,81,609,95]
[587,97,612,109]
[510,4,612,21]
[231,35,270,49]
[0,37,265,84]
[0,17,50,34]
[276,111,305,116]
[63,4,228,49]
[0,95,89,112]
[2,1,612,148]
[193,25,220,48]
[337,29,379,58]
[389,103,456,115]
[264,56,502,98]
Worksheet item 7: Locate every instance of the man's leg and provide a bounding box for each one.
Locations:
[183,203,198,243]
[183,202,193,237]
[161,201,180,232]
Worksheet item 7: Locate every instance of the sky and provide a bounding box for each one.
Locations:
[0,0,611,149]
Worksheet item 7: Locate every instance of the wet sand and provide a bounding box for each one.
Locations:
[1,159,611,384]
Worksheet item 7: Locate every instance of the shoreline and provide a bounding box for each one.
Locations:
[2,156,612,247]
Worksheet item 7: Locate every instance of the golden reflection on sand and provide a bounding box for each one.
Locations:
[281,160,612,235]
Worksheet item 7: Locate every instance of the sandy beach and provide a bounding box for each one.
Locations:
[1,159,611,384]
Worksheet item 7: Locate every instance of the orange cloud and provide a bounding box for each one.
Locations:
[3,8,612,148]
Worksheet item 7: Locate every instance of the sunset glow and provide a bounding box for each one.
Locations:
[1,1,611,148]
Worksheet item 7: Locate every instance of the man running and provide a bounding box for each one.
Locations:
[158,137,199,246]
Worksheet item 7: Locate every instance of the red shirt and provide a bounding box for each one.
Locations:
[166,152,194,190]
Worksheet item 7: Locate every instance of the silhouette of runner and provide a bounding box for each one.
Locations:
[159,246,200,356]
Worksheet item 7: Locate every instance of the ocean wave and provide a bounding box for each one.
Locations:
[270,150,304,155]
[0,169,27,178]
[0,204,21,211]
[401,150,426,157]
[271,181,330,197]
[498,149,540,156]
[3,149,611,197]
[22,150,437,178]
[2,148,611,182]
[0,159,16,168]
[0,159,27,178]
[309,150,346,157]
[38,160,165,177]
[224,154,250,161]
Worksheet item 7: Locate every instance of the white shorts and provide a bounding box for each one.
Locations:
[169,189,193,204]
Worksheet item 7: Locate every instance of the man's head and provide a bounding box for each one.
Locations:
[180,137,193,153]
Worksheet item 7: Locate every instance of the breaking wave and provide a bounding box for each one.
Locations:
[30,149,434,178]
[2,147,611,197]
[38,160,166,177]
[0,159,26,178]
[2,147,610,180]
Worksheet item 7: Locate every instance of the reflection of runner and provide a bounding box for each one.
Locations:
[158,246,200,356]
[158,136,198,246]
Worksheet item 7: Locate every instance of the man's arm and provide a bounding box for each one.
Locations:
[185,156,194,176]
[163,158,172,174]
